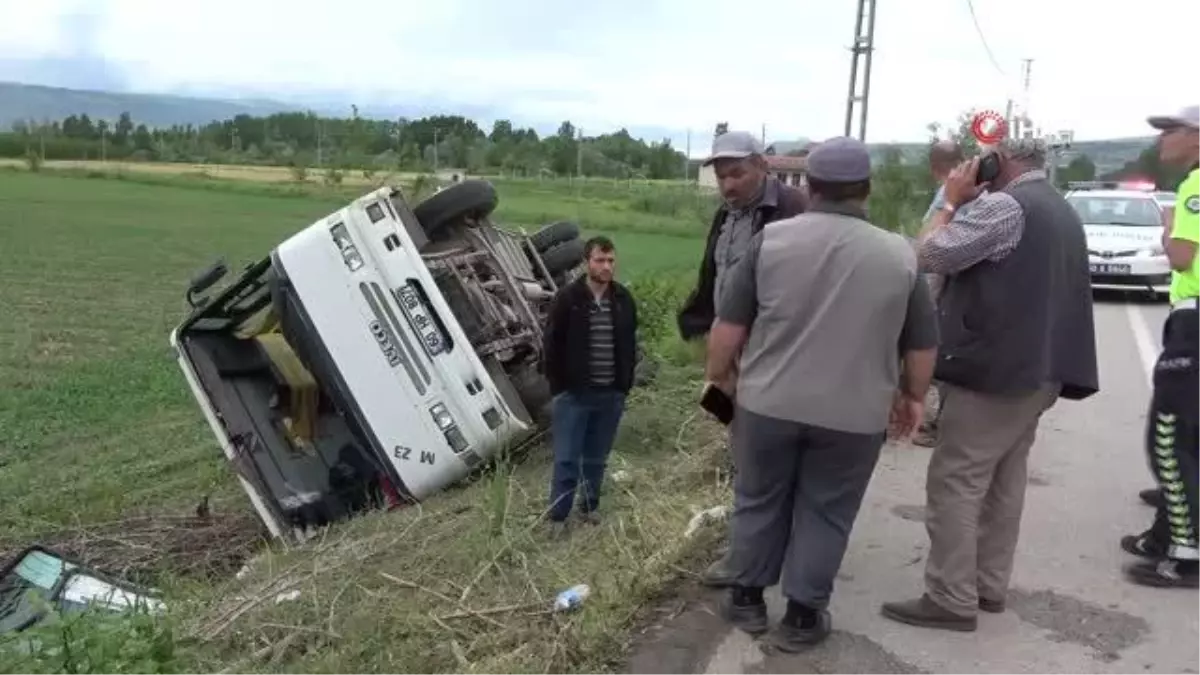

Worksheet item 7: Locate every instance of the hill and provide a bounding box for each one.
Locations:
[0,81,1157,175]
[0,82,294,129]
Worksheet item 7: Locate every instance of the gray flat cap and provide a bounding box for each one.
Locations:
[806,136,871,182]
[703,131,764,166]
[997,136,1048,164]
[1148,105,1199,131]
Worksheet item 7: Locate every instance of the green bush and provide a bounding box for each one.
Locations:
[1,609,180,674]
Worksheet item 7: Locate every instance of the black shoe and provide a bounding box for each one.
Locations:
[1121,531,1169,560]
[764,608,832,652]
[1139,488,1164,509]
[1123,559,1199,588]
[701,552,737,588]
[719,589,768,635]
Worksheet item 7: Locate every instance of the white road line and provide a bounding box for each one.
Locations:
[1124,302,1158,387]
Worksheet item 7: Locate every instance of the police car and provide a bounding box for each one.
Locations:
[1065,181,1170,297]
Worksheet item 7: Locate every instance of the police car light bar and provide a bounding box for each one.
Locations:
[1066,180,1119,190]
[1117,181,1156,192]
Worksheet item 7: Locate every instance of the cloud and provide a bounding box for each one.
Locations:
[1,0,1197,150]
[0,3,127,91]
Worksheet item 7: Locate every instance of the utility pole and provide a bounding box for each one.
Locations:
[1004,99,1014,139]
[761,123,766,146]
[684,129,692,182]
[843,0,878,141]
[1016,58,1033,139]
[316,118,324,168]
[576,127,584,179]
[433,128,439,173]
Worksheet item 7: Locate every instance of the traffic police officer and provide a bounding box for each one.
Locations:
[1121,105,1200,588]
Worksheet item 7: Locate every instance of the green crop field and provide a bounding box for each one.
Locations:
[0,168,725,673]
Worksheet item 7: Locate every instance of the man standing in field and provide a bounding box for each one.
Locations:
[676,130,808,587]
[705,136,938,648]
[543,237,640,536]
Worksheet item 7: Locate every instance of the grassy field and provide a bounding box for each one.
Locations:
[0,167,725,672]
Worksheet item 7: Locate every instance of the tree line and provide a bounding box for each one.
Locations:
[0,109,689,180]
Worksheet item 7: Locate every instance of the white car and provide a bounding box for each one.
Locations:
[1065,185,1169,297]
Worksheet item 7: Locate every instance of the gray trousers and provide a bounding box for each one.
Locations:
[728,406,884,609]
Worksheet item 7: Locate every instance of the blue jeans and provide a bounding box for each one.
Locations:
[547,389,626,522]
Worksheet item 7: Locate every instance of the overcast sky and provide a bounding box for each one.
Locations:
[1,0,1196,152]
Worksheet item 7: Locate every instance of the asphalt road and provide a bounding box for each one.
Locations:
[628,292,1198,674]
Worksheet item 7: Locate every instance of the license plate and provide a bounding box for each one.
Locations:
[1090,263,1131,274]
[396,284,445,356]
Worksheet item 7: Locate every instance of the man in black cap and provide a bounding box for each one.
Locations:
[677,129,808,588]
[705,136,938,649]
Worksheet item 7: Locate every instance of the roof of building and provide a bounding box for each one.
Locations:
[765,139,814,156]
[765,155,807,172]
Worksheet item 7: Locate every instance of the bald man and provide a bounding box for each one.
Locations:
[912,140,965,447]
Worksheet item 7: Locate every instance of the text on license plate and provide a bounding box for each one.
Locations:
[396,284,445,356]
[1090,263,1131,274]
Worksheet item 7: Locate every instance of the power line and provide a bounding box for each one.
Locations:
[965,0,1007,77]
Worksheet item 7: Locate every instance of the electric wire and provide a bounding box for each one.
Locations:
[965,0,1008,77]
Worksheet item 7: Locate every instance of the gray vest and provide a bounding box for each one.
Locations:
[935,178,1099,400]
[738,208,920,434]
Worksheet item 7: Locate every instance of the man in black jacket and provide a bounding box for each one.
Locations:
[677,131,809,340]
[676,131,808,585]
[543,236,639,534]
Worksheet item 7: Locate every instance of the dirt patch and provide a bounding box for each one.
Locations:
[0,502,267,584]
[625,583,732,674]
[1008,587,1151,661]
[751,630,926,674]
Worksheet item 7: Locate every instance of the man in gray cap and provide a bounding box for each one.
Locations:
[1119,104,1199,589]
[677,129,808,588]
[705,136,938,649]
[882,136,1099,631]
[677,130,808,340]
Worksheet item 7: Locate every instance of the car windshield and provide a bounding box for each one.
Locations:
[1154,191,1176,207]
[1067,195,1161,227]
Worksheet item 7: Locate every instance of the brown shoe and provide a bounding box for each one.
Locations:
[978,597,1006,613]
[880,595,977,632]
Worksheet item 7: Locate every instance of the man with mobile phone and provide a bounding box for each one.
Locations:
[704,137,938,650]
[882,137,1099,632]
[677,130,809,588]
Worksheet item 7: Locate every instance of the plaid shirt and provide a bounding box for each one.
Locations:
[918,170,1047,275]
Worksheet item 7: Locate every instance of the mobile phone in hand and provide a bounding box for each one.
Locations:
[976,152,1001,185]
[700,383,735,425]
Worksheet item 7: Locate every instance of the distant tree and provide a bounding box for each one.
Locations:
[1056,153,1096,187]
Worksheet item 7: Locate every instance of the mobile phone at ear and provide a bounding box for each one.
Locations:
[976,152,1001,185]
[700,383,735,426]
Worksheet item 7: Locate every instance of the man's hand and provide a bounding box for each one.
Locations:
[888,391,925,441]
[710,372,736,398]
[942,157,986,207]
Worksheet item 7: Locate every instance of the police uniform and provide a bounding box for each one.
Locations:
[1127,161,1200,587]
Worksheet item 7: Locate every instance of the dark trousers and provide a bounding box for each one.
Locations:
[1145,307,1199,561]
[547,389,626,521]
[728,406,884,609]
